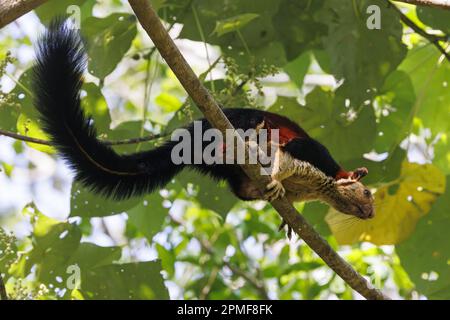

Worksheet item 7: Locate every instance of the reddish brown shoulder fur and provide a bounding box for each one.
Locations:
[263,112,309,145]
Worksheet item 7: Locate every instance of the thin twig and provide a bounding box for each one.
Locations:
[0,128,162,146]
[389,1,450,62]
[205,244,269,299]
[169,214,270,299]
[128,0,389,300]
[199,267,218,300]
[223,259,270,299]
[0,129,51,145]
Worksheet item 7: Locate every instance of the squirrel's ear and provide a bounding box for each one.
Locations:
[351,167,368,181]
[336,179,355,187]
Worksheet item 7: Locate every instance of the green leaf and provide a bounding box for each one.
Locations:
[374,71,415,153]
[279,245,289,268]
[168,0,283,72]
[272,0,327,60]
[397,176,450,299]
[70,183,140,218]
[392,256,414,293]
[284,51,311,89]
[262,263,280,278]
[319,0,406,104]
[399,45,450,133]
[174,0,280,46]
[8,205,169,299]
[213,13,260,37]
[434,132,450,175]
[127,193,167,242]
[213,232,232,259]
[16,113,54,154]
[0,228,18,277]
[176,170,237,219]
[35,0,95,25]
[1,162,14,177]
[243,208,276,237]
[155,243,175,277]
[68,243,121,269]
[302,201,331,236]
[80,261,169,299]
[268,89,376,162]
[82,14,137,79]
[0,95,20,132]
[10,209,82,285]
[80,83,112,133]
[2,69,33,135]
[155,92,183,112]
[313,49,331,74]
[417,6,450,34]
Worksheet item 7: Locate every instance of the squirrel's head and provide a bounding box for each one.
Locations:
[331,179,375,220]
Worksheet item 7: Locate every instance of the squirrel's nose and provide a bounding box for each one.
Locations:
[366,208,375,219]
[359,205,374,219]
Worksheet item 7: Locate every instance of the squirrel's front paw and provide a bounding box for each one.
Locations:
[264,180,286,201]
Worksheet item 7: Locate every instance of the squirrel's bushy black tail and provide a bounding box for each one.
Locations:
[33,19,183,200]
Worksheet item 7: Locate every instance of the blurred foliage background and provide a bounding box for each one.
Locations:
[0,0,449,300]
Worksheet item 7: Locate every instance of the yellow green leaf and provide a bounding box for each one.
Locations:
[213,13,259,37]
[155,93,182,112]
[70,289,85,300]
[16,113,54,154]
[1,162,13,177]
[326,162,446,245]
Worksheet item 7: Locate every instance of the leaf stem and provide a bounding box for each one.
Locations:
[5,72,33,97]
[192,4,215,92]
[236,29,252,57]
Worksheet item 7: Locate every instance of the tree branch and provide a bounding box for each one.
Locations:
[393,0,450,9]
[389,1,450,62]
[128,0,389,300]
[0,128,162,146]
[0,0,49,29]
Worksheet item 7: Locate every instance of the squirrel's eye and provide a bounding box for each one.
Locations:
[364,189,371,197]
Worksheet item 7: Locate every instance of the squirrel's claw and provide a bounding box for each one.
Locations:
[264,180,286,201]
[278,219,293,240]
